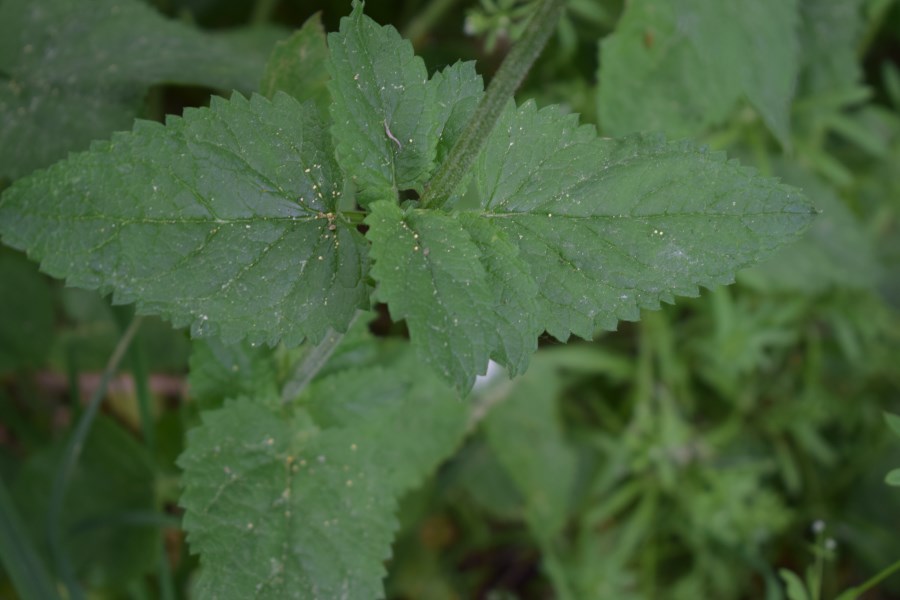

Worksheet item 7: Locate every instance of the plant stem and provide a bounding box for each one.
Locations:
[47,317,143,600]
[340,210,368,225]
[847,556,900,598]
[420,0,566,209]
[281,313,361,403]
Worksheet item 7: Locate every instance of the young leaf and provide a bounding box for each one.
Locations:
[261,13,331,111]
[597,0,798,145]
[327,1,438,203]
[368,100,813,389]
[887,469,900,487]
[179,352,467,598]
[0,93,369,347]
[327,2,484,204]
[431,61,485,164]
[0,0,283,180]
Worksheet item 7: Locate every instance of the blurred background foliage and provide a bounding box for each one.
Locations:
[1,0,899,598]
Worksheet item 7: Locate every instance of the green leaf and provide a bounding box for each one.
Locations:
[597,0,799,145]
[886,469,900,487]
[327,2,483,204]
[482,357,578,544]
[742,165,879,293]
[188,338,279,408]
[368,100,812,389]
[12,417,158,587]
[0,0,284,180]
[261,13,331,111]
[366,201,539,390]
[797,0,865,97]
[475,102,812,340]
[886,413,900,437]
[0,477,60,600]
[365,202,493,389]
[431,61,484,165]
[0,92,369,347]
[179,349,467,599]
[0,250,54,373]
[327,1,437,203]
[779,569,812,600]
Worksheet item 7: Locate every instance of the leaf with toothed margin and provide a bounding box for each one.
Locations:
[0,92,369,348]
[367,100,814,391]
[178,348,467,599]
[326,2,484,205]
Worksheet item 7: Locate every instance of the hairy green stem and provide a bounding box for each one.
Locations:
[420,0,566,209]
[47,317,143,600]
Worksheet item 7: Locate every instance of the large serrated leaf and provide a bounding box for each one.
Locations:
[0,92,369,347]
[476,102,812,341]
[0,0,284,180]
[597,0,798,145]
[179,351,467,599]
[368,100,813,390]
[327,2,484,204]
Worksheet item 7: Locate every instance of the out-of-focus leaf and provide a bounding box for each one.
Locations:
[597,0,798,145]
[12,417,158,587]
[0,0,285,180]
[742,165,879,293]
[0,250,54,373]
[261,13,331,111]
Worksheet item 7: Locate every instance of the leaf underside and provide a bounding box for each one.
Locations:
[0,93,368,347]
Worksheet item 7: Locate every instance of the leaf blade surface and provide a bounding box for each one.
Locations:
[179,351,466,598]
[0,93,368,347]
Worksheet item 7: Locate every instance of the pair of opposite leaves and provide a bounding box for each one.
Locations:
[0,3,814,392]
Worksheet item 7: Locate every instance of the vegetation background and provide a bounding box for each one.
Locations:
[1,0,899,598]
